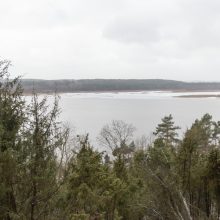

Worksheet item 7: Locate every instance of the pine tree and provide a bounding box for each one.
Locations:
[154,114,180,146]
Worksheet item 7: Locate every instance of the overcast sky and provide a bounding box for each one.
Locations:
[1,0,220,81]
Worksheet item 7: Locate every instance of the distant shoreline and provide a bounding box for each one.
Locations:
[21,79,220,95]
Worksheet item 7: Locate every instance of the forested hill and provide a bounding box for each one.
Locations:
[21,79,220,93]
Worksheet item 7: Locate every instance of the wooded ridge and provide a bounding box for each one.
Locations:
[21,79,220,93]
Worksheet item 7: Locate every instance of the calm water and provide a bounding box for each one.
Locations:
[50,91,220,145]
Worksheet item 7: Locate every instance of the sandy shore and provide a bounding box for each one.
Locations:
[177,94,220,98]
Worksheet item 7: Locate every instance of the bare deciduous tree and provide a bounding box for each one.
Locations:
[135,135,152,150]
[97,120,136,152]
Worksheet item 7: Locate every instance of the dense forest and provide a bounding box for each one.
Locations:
[1,60,220,220]
[21,78,220,94]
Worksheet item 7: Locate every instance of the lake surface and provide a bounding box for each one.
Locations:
[49,91,220,145]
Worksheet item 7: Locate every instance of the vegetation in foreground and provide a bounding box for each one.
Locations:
[0,60,220,220]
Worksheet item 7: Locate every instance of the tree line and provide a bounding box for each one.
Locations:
[21,78,220,94]
[1,60,220,220]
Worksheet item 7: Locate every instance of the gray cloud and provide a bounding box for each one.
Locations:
[1,0,220,81]
[103,18,160,44]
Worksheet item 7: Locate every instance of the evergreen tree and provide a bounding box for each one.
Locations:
[154,114,180,146]
[0,60,25,220]
[177,114,219,219]
[66,135,125,220]
[20,93,69,220]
